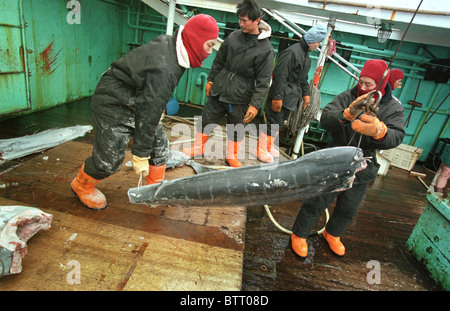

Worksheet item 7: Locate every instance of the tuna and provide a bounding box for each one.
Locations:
[128,146,367,207]
[0,206,52,276]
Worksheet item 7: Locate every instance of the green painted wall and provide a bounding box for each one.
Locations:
[0,0,129,117]
[0,1,448,162]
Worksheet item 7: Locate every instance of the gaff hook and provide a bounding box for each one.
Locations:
[364,90,382,114]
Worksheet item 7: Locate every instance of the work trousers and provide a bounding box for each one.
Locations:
[197,95,249,142]
[291,181,369,238]
[84,118,170,180]
[263,103,291,137]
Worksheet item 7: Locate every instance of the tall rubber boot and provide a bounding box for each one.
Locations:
[269,132,280,158]
[322,229,345,256]
[71,163,107,210]
[146,164,166,185]
[291,233,308,258]
[225,139,242,167]
[255,132,274,163]
[182,132,209,158]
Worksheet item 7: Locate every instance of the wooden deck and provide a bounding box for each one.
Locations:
[0,98,442,291]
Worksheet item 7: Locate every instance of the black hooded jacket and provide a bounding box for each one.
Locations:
[207,21,275,109]
[90,33,185,158]
[321,84,405,183]
[268,38,311,110]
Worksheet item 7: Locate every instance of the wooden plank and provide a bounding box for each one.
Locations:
[0,140,246,290]
[0,199,243,290]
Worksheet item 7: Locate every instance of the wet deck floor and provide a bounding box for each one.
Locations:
[0,98,442,291]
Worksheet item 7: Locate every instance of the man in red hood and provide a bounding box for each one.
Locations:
[290,59,405,258]
[389,68,404,90]
[71,14,219,210]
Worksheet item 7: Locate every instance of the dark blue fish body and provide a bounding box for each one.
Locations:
[128,147,367,207]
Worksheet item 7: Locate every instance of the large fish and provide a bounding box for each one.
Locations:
[128,146,367,207]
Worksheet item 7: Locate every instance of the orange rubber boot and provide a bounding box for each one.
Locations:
[255,132,273,163]
[182,132,209,158]
[291,233,308,258]
[225,139,242,167]
[71,163,107,210]
[146,164,166,185]
[268,132,280,158]
[322,229,345,256]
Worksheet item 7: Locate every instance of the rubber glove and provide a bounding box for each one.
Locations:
[271,99,282,112]
[243,105,258,123]
[352,114,387,140]
[302,95,310,108]
[343,93,369,121]
[132,155,150,176]
[205,81,213,97]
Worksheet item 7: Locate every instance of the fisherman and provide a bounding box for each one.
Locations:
[389,68,404,90]
[71,14,219,210]
[429,144,450,198]
[182,0,275,167]
[291,59,406,258]
[255,24,328,163]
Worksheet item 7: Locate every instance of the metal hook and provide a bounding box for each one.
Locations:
[365,90,382,114]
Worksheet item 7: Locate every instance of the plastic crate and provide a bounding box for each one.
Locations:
[380,143,423,171]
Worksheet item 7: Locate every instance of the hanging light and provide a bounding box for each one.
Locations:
[377,23,392,44]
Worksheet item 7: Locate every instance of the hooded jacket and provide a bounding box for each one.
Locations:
[90,29,188,158]
[207,20,275,109]
[268,38,311,110]
[321,84,405,183]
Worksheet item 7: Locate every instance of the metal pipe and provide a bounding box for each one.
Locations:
[332,52,360,74]
[337,41,433,65]
[265,9,359,81]
[195,72,209,106]
[166,0,176,35]
[124,4,165,33]
[309,0,450,16]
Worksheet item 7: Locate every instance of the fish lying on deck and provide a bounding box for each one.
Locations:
[128,146,367,207]
[0,206,53,276]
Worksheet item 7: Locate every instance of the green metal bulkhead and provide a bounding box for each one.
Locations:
[0,1,448,161]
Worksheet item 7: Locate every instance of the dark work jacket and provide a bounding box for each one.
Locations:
[321,84,405,183]
[208,21,275,109]
[90,33,185,158]
[268,38,311,111]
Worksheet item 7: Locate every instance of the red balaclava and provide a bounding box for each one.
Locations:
[388,68,404,87]
[181,14,219,68]
[358,59,390,97]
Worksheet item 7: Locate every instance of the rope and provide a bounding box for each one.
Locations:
[264,204,330,236]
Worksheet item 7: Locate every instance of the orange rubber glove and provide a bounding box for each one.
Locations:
[205,81,213,97]
[351,114,387,140]
[271,99,282,112]
[343,93,369,121]
[132,155,150,176]
[303,95,310,108]
[243,105,258,123]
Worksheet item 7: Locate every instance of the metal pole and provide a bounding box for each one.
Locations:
[166,0,176,35]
